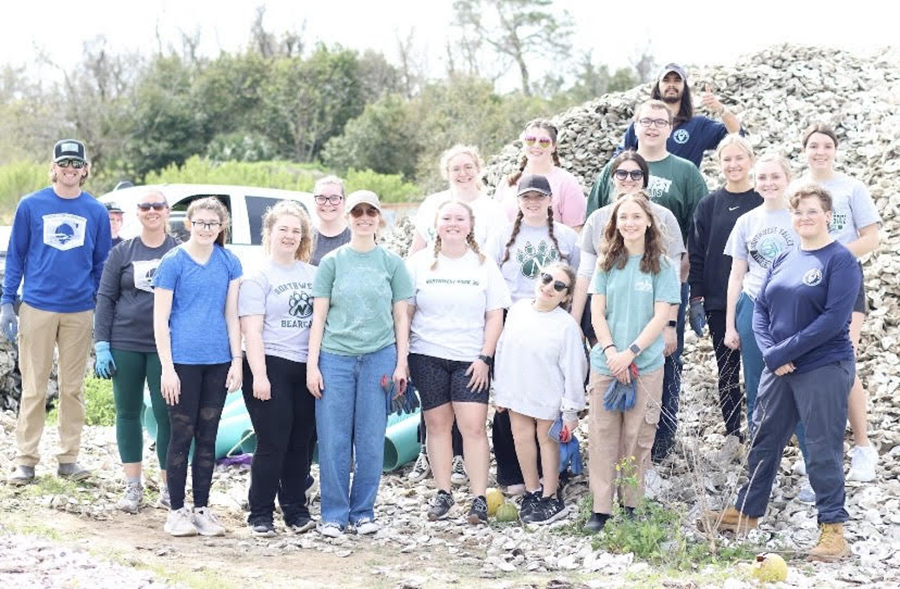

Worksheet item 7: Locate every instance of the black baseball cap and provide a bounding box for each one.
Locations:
[517,174,552,197]
[53,139,87,163]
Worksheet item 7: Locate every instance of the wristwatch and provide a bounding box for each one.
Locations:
[477,354,493,366]
[629,343,641,355]
[667,320,677,328]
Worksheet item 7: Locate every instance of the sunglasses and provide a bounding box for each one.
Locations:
[524,136,552,148]
[350,206,379,218]
[56,159,86,169]
[138,201,168,211]
[614,169,644,181]
[314,194,344,205]
[191,220,222,230]
[540,273,570,292]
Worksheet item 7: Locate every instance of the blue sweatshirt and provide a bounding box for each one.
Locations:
[752,241,859,373]
[2,187,112,312]
[618,116,740,168]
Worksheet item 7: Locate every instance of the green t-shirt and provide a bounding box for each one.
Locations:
[312,245,414,355]
[588,254,681,375]
[587,154,708,241]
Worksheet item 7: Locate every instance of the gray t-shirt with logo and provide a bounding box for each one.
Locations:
[238,260,317,363]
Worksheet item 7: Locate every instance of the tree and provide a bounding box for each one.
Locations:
[609,67,639,93]
[567,50,611,103]
[631,42,657,84]
[452,0,574,96]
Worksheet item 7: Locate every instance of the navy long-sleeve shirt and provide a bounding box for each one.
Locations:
[688,187,762,310]
[2,187,111,312]
[752,241,859,373]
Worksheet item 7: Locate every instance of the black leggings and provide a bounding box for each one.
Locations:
[242,356,315,523]
[707,310,743,439]
[167,362,230,510]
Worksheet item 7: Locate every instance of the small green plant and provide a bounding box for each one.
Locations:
[46,376,116,427]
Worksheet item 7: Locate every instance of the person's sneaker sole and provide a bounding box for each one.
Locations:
[164,524,198,537]
[288,520,316,534]
[8,476,35,486]
[466,511,487,525]
[527,505,570,526]
[58,470,91,482]
[250,525,277,537]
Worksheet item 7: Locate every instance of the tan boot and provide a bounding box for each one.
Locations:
[697,506,759,535]
[808,522,851,562]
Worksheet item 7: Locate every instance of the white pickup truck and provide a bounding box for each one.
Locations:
[96,184,317,269]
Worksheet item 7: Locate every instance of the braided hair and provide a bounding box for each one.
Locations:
[507,119,561,187]
[500,201,566,264]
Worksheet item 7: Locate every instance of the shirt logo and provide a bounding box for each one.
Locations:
[728,206,740,211]
[802,268,823,286]
[132,259,162,293]
[289,290,314,318]
[749,228,795,268]
[634,278,653,292]
[672,129,690,145]
[42,213,87,251]
[516,239,559,279]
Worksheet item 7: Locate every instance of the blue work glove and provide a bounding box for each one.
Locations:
[689,297,706,336]
[603,379,628,412]
[0,303,17,343]
[622,378,637,411]
[94,341,116,379]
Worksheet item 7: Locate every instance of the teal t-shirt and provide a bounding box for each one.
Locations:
[587,154,708,241]
[588,254,681,374]
[312,245,414,355]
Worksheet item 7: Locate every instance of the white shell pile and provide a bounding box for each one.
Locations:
[0,341,59,413]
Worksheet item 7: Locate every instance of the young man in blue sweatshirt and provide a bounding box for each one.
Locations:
[2,139,112,485]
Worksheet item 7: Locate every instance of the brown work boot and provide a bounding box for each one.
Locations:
[697,506,759,535]
[808,522,851,562]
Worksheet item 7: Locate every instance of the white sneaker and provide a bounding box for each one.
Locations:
[191,506,226,536]
[116,481,144,514]
[408,451,430,483]
[847,445,878,482]
[354,517,380,535]
[164,507,198,537]
[450,455,469,485]
[318,522,344,538]
[796,478,816,504]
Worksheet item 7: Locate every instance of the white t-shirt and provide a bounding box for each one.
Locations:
[576,203,685,279]
[485,221,581,303]
[793,173,881,246]
[493,299,587,421]
[237,260,317,363]
[414,190,507,250]
[407,249,511,361]
[724,207,799,300]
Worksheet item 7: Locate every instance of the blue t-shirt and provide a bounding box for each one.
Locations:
[618,116,737,168]
[152,245,243,364]
[752,241,859,373]
[2,187,111,312]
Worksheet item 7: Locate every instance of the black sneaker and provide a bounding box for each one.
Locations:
[249,518,276,537]
[528,496,568,525]
[584,512,610,534]
[624,506,636,520]
[427,490,455,521]
[467,495,487,525]
[286,513,316,534]
[519,490,542,524]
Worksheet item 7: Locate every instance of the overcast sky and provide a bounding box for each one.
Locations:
[5,0,895,88]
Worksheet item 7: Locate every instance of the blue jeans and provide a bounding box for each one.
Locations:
[316,344,395,527]
[737,292,808,461]
[737,361,853,523]
[652,282,687,462]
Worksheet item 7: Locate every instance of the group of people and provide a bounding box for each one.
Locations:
[1,63,881,562]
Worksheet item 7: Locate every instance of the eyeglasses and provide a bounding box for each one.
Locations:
[56,159,86,169]
[191,220,222,230]
[540,273,570,292]
[138,202,168,211]
[314,194,344,205]
[524,136,552,148]
[614,169,644,181]
[638,118,671,129]
[350,206,379,218]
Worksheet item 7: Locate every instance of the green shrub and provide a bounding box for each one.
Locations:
[46,376,116,427]
[144,156,322,191]
[345,168,421,202]
[0,160,49,222]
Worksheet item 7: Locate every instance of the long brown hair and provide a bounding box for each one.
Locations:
[261,200,313,262]
[599,192,664,274]
[430,200,485,270]
[507,119,561,187]
[501,202,566,265]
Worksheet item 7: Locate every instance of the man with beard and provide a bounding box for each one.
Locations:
[617,64,742,167]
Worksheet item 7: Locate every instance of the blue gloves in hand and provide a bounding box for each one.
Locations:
[0,303,17,342]
[689,297,707,336]
[94,341,116,379]
[603,377,637,412]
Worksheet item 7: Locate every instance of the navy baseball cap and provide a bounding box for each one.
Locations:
[516,174,552,197]
[53,139,87,163]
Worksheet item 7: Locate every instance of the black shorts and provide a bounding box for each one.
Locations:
[408,353,489,411]
[853,263,867,315]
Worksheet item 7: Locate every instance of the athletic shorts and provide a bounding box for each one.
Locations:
[408,353,489,411]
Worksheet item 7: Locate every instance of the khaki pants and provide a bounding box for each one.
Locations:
[16,303,93,467]
[588,367,663,514]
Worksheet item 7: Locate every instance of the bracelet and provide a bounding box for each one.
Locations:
[602,344,615,353]
[477,354,493,365]
[232,355,243,361]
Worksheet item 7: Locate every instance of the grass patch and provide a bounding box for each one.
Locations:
[144,563,239,589]
[46,376,116,426]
